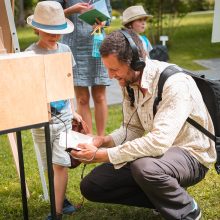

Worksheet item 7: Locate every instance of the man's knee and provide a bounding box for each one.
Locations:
[80,175,102,202]
[130,157,162,185]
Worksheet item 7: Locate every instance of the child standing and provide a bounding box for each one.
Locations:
[26,1,82,219]
[122,5,153,55]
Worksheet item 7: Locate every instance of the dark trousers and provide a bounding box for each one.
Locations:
[80,147,208,220]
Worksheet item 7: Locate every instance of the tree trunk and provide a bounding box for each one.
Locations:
[18,0,25,27]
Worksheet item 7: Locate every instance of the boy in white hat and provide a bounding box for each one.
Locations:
[122,5,153,55]
[26,1,86,219]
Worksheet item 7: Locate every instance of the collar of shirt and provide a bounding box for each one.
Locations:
[140,59,175,94]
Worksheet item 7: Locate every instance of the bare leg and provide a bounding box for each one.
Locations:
[74,86,93,134]
[53,164,68,214]
[91,85,108,136]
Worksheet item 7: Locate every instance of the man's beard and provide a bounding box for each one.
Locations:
[125,70,141,86]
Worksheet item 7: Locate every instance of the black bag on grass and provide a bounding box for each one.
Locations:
[149,45,169,62]
[153,65,220,174]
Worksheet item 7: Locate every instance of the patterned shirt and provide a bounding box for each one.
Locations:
[107,59,216,169]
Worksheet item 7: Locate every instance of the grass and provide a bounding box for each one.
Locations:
[1,11,220,220]
[168,13,220,70]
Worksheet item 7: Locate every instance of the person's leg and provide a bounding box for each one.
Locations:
[91,85,108,136]
[74,86,93,133]
[50,118,75,216]
[53,165,68,214]
[80,163,154,208]
[130,147,208,220]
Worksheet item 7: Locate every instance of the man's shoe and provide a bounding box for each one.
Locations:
[152,209,160,215]
[184,200,202,220]
[62,198,77,215]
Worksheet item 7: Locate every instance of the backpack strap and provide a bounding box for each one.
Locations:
[153,65,180,116]
[187,118,215,141]
[153,65,216,141]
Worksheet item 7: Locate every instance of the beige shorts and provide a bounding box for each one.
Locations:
[31,117,72,169]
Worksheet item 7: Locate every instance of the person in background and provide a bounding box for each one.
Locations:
[70,29,216,220]
[122,5,153,55]
[26,2,82,219]
[52,0,112,136]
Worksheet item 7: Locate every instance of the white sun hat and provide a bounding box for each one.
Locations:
[122,5,153,26]
[27,1,74,34]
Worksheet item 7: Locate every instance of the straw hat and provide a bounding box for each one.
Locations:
[122,6,153,26]
[27,1,74,34]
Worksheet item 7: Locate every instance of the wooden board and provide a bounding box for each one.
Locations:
[43,52,75,102]
[0,0,13,53]
[0,52,74,131]
[0,54,48,131]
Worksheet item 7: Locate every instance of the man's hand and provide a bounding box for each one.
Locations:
[70,143,109,164]
[92,136,105,148]
[92,135,115,148]
[64,3,92,16]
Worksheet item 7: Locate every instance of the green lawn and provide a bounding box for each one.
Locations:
[1,11,220,220]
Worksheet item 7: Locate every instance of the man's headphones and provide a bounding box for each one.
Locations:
[119,30,146,71]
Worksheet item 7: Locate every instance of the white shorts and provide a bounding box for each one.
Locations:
[31,113,72,169]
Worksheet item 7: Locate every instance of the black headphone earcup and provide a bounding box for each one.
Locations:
[131,60,146,71]
[119,30,146,71]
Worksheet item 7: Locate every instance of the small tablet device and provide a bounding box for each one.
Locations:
[59,130,93,151]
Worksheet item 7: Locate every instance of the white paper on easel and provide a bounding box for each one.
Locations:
[59,130,93,150]
[212,0,220,43]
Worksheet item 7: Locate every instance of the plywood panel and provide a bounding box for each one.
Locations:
[0,55,48,131]
[0,0,13,53]
[44,52,75,102]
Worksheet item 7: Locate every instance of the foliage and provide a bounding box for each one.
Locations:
[111,9,121,18]
[14,0,38,26]
[111,0,214,44]
[18,12,220,71]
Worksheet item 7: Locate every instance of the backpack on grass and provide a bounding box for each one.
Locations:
[153,65,220,174]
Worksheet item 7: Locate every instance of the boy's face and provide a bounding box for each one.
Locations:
[131,18,147,34]
[38,30,61,47]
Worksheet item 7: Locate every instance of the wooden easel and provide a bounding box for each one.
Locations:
[0,0,31,198]
[0,50,75,220]
[0,27,6,53]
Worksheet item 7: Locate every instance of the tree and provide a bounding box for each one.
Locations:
[15,0,37,26]
[111,0,213,45]
[17,0,25,26]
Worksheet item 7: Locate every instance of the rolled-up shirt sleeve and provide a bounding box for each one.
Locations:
[107,75,193,167]
[110,124,145,147]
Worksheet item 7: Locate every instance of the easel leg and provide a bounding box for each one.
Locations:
[44,123,56,219]
[8,133,30,198]
[16,131,29,220]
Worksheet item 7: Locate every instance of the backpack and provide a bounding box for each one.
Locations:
[153,65,220,174]
[149,45,169,62]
